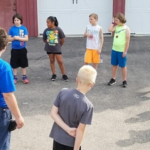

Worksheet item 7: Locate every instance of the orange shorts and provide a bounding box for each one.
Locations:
[84,49,100,63]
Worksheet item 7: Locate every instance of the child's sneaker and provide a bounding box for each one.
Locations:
[51,74,57,81]
[122,80,127,88]
[62,75,69,82]
[108,78,116,86]
[14,76,18,84]
[22,75,29,84]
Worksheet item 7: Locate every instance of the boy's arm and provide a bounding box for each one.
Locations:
[122,27,130,57]
[50,105,76,137]
[8,35,15,42]
[13,35,28,42]
[83,28,87,38]
[3,92,24,129]
[98,28,104,54]
[74,123,86,150]
[84,28,92,38]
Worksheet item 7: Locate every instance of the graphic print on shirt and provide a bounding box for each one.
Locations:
[19,29,25,46]
[87,28,100,45]
[46,30,59,46]
[115,29,125,39]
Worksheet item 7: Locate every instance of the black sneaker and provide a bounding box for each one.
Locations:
[51,74,57,81]
[122,80,127,88]
[62,75,69,82]
[108,78,116,86]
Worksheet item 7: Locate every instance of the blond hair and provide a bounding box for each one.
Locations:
[77,65,97,85]
[89,13,98,20]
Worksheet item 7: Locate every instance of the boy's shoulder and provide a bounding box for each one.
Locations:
[0,59,11,73]
[20,25,28,30]
[87,24,102,29]
[60,88,93,107]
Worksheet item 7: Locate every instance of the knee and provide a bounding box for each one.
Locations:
[57,60,63,65]
[50,59,55,64]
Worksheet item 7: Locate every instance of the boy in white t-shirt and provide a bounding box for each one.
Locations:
[84,13,104,70]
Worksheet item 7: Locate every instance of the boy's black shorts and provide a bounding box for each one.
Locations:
[10,47,28,68]
[53,140,81,150]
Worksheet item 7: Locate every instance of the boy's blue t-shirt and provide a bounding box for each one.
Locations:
[8,25,28,49]
[0,58,16,108]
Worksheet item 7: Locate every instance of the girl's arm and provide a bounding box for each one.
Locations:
[98,28,104,54]
[14,35,28,42]
[122,27,130,57]
[50,105,76,137]
[108,23,116,32]
[60,38,65,46]
[8,35,15,42]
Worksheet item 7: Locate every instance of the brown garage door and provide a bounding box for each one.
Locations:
[0,0,16,33]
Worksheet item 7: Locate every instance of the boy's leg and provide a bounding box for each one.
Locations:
[10,49,19,76]
[53,140,81,150]
[48,54,56,74]
[13,68,18,76]
[21,68,29,84]
[21,68,26,75]
[84,49,92,64]
[92,50,100,70]
[53,140,65,150]
[93,63,98,70]
[55,54,65,75]
[0,108,11,150]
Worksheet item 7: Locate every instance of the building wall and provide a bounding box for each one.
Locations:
[16,0,38,37]
[0,0,125,36]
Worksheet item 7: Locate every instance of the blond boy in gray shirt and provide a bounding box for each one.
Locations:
[50,65,97,150]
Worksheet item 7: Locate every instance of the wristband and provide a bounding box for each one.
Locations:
[111,22,115,25]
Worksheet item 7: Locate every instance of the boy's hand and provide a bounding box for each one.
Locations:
[67,127,77,137]
[14,36,20,40]
[15,116,24,129]
[122,51,127,58]
[98,49,101,54]
[86,33,93,38]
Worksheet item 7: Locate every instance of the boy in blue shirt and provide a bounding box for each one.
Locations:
[8,13,29,84]
[0,28,24,150]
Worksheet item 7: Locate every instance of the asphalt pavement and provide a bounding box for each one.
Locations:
[2,36,150,150]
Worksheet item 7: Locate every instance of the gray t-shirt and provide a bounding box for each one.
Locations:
[43,27,65,52]
[50,88,93,147]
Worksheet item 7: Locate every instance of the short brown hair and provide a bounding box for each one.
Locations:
[0,28,8,51]
[115,13,126,23]
[89,13,98,20]
[13,13,23,24]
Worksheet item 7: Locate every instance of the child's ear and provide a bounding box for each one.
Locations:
[76,77,78,84]
[90,83,95,88]
[2,46,6,52]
